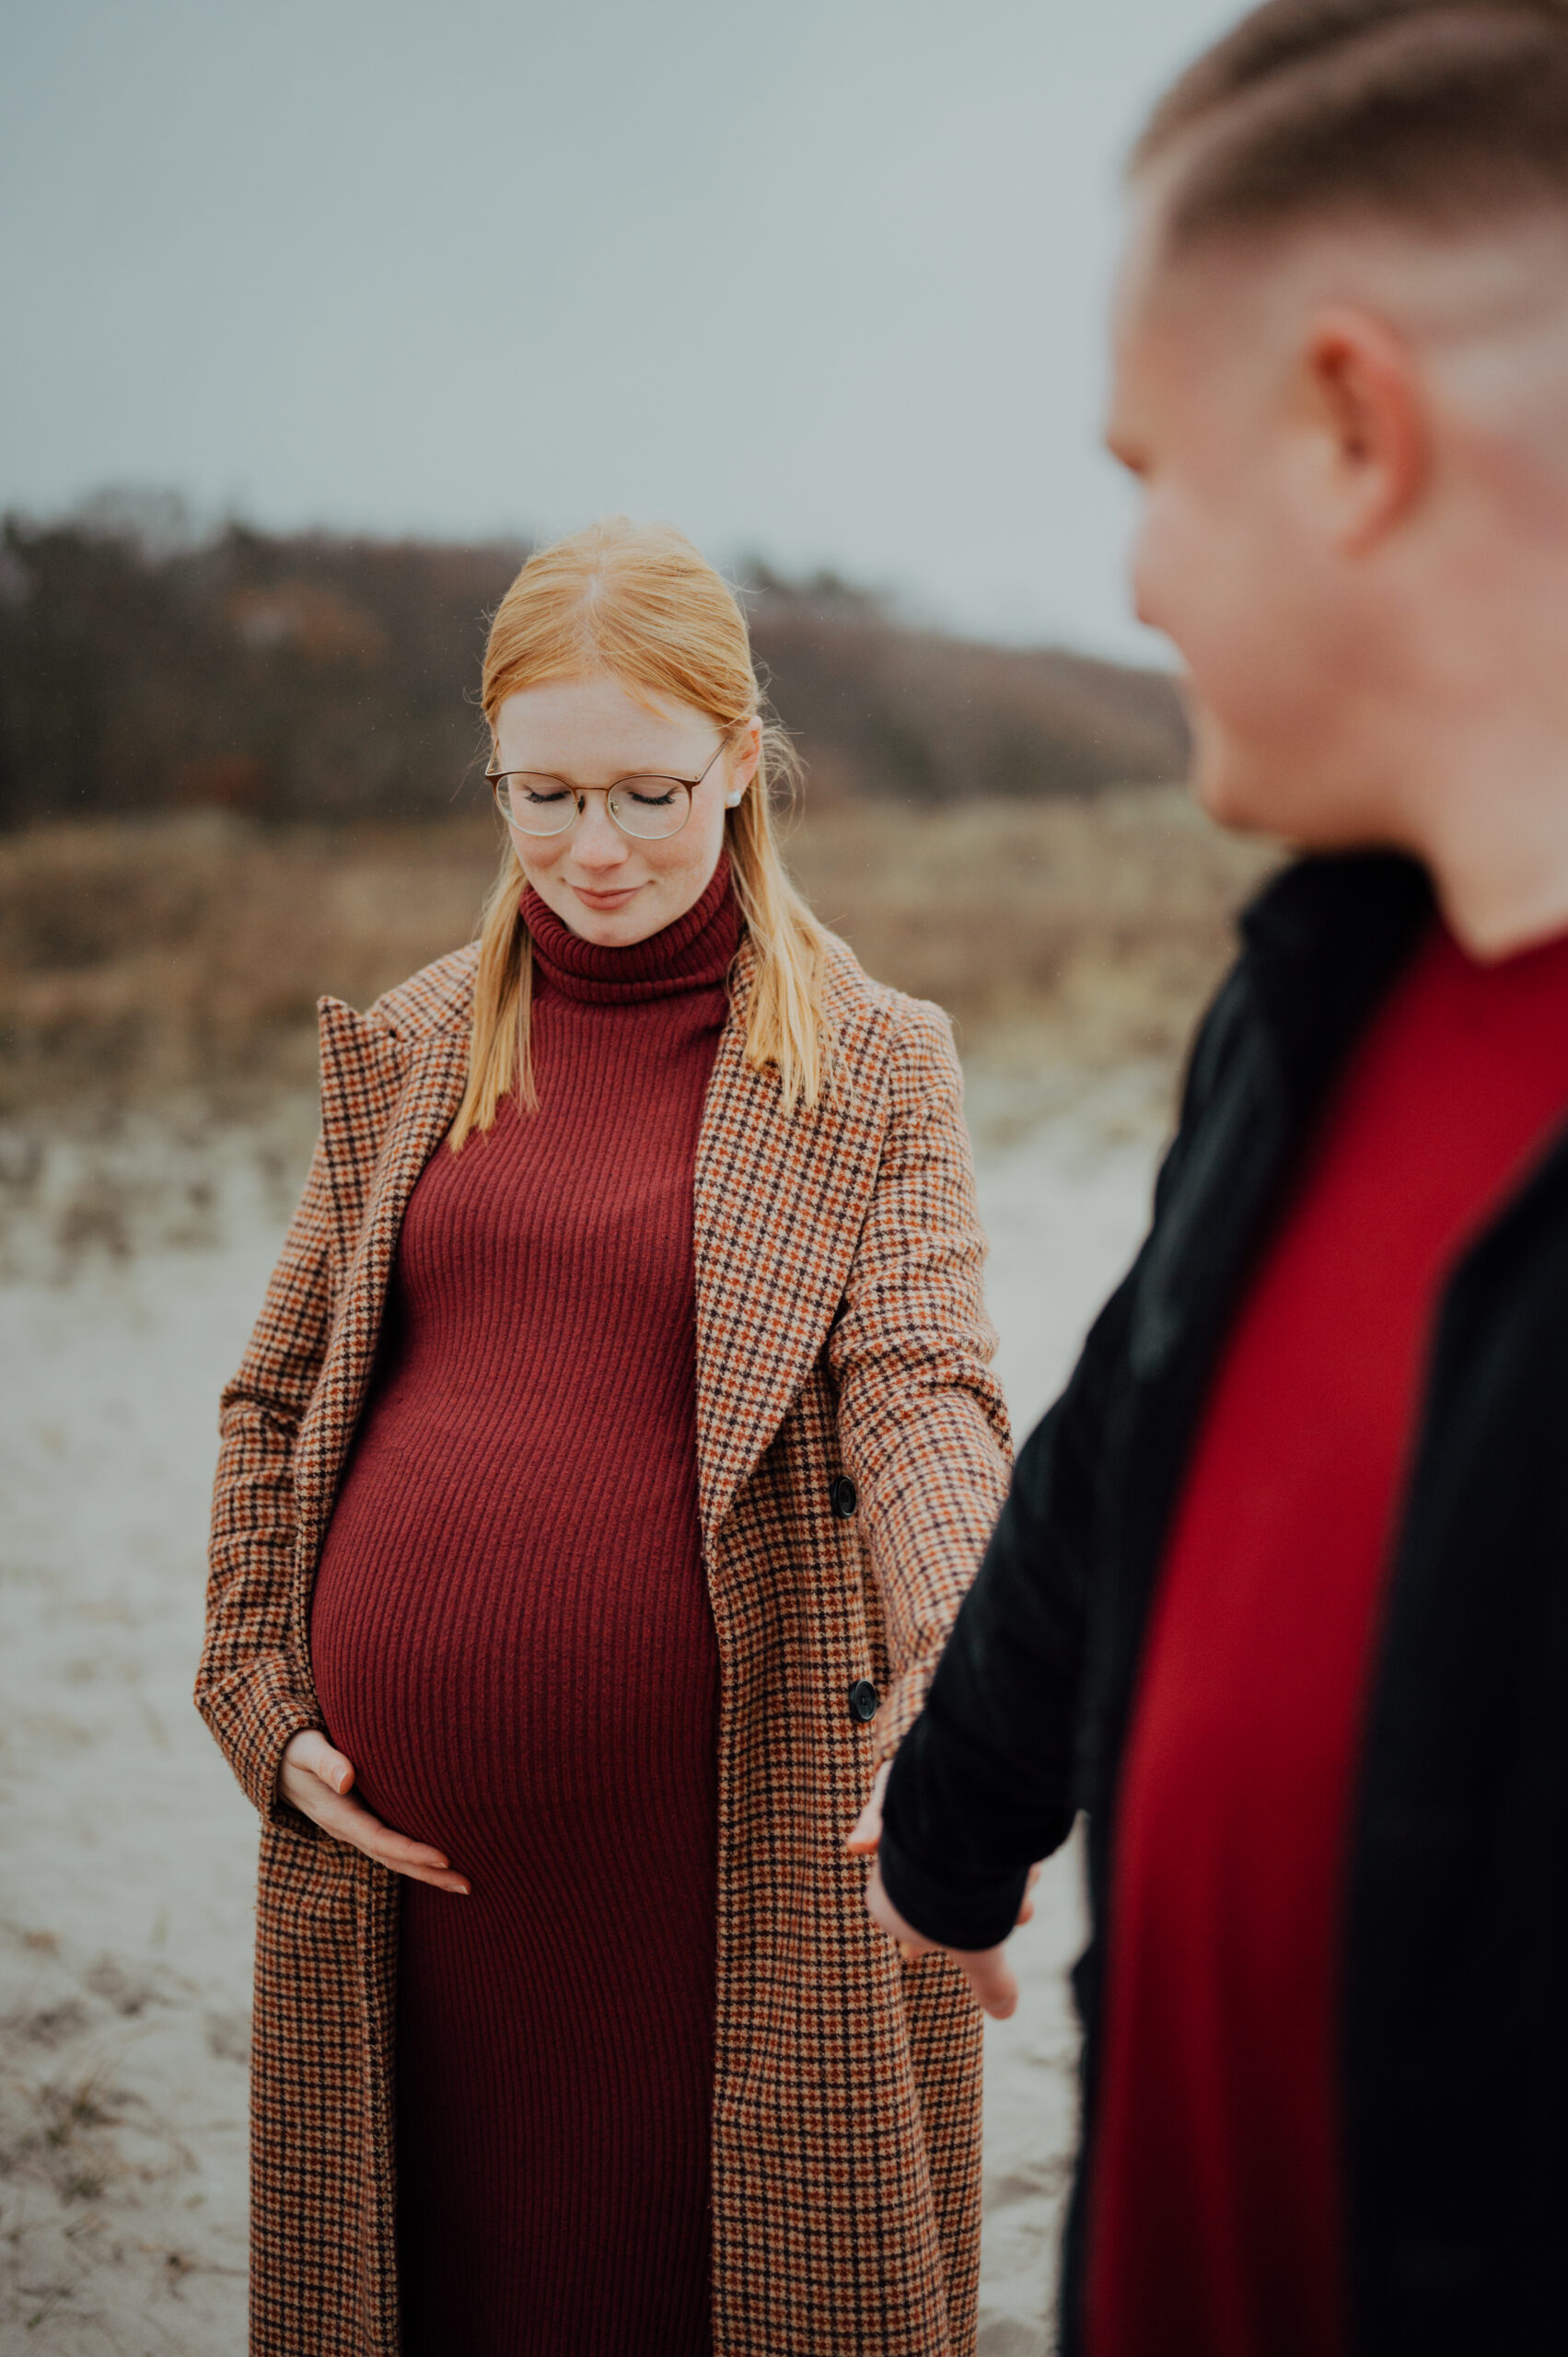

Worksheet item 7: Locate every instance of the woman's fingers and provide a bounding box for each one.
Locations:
[278,1737,470,1895]
[1017,1861,1045,1926]
[311,1743,355,1796]
[308,1783,472,1897]
[844,1759,892,1857]
[279,1725,354,1797]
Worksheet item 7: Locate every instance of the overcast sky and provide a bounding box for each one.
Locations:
[3,0,1237,662]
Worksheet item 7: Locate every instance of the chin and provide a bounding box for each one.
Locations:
[570,910,641,945]
[1190,715,1297,840]
[567,893,670,947]
[1190,743,1257,833]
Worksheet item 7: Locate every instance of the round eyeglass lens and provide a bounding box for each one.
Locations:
[494,778,575,834]
[606,779,692,839]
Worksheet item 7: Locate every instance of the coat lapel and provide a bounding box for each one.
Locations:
[291,1003,470,1578]
[692,949,892,1549]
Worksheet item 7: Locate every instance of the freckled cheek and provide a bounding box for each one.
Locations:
[515,838,563,890]
[657,801,727,889]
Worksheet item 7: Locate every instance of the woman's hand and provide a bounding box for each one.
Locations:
[277,1729,471,1895]
[846,1759,1038,2022]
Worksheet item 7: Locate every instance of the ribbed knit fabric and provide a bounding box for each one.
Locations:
[309,858,739,2355]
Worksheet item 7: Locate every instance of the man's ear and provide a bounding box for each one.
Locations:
[1302,304,1431,551]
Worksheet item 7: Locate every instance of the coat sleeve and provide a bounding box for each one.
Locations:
[828,996,1012,1766]
[194,1133,334,1822]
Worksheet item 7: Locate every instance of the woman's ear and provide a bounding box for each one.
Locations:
[725,717,764,807]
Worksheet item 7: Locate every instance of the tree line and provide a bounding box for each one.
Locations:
[0,509,1189,829]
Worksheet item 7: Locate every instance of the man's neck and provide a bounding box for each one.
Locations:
[1411,730,1568,959]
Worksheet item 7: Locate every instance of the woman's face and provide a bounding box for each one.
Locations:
[493,675,761,947]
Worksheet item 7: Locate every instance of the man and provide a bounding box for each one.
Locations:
[854,3,1568,2350]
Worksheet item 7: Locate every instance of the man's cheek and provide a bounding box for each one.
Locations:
[1131,490,1222,663]
[1128,505,1176,638]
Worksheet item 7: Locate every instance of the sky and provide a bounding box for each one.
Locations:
[2,0,1237,662]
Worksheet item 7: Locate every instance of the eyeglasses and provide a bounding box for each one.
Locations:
[485,737,730,841]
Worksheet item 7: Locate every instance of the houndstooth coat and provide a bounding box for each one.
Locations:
[196,925,1012,2357]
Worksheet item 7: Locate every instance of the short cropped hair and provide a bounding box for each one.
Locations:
[1134,1,1568,254]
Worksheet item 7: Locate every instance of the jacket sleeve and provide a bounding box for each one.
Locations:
[876,964,1253,1950]
[877,1270,1137,1949]
[194,1133,334,1821]
[828,997,1013,1765]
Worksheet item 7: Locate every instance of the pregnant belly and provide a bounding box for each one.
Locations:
[309,1429,720,1896]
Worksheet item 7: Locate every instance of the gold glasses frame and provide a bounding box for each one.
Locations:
[485,737,732,841]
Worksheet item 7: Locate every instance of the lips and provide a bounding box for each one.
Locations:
[571,883,642,911]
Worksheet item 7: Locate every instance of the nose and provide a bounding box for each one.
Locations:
[570,793,629,870]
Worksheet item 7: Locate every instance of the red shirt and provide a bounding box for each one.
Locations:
[1087,918,1568,2357]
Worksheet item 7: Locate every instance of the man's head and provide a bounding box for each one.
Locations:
[1110,0,1568,892]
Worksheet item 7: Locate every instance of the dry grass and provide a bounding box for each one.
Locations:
[0,811,498,1112]
[790,788,1278,1065]
[0,790,1280,1115]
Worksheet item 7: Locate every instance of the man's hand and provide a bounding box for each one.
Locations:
[277,1729,471,1896]
[846,1759,1037,2022]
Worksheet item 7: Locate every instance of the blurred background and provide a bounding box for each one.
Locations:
[0,4,1272,2352]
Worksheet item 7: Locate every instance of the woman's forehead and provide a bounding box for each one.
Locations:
[494,675,714,768]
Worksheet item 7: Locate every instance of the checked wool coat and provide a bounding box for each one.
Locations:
[196,923,1012,2357]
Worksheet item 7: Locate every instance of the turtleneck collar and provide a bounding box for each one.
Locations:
[523,854,741,1006]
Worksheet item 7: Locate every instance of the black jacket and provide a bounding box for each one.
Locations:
[880,851,1568,2355]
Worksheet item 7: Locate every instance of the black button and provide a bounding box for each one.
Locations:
[830,1475,858,1519]
[848,1679,879,1724]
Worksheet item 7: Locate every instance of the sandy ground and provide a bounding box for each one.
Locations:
[0,1063,1169,2356]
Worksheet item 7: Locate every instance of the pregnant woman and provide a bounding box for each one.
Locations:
[197,517,1010,2357]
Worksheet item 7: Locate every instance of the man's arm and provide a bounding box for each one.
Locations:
[875,1267,1138,1954]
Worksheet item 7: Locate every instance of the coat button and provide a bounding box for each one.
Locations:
[830,1475,858,1518]
[848,1679,879,1724]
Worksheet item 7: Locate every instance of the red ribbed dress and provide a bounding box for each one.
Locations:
[309,859,739,2355]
